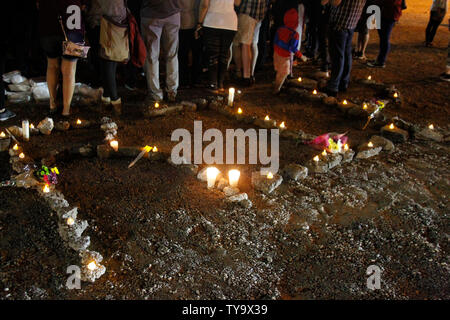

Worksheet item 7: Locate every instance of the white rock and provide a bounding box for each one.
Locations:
[37,117,54,135]
[223,186,240,196]
[416,128,443,142]
[226,193,248,202]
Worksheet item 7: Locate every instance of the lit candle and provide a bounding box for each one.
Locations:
[428,124,434,130]
[152,146,158,152]
[237,108,243,114]
[155,102,159,108]
[67,217,75,226]
[313,89,318,95]
[322,149,327,157]
[22,120,30,141]
[279,121,286,129]
[30,124,34,129]
[264,115,270,121]
[43,184,50,193]
[267,172,274,179]
[368,142,374,148]
[313,155,320,163]
[13,144,19,151]
[87,261,97,271]
[110,140,119,152]
[19,152,25,159]
[393,92,398,98]
[363,103,368,110]
[228,169,240,188]
[297,77,302,82]
[76,119,82,125]
[344,144,349,151]
[0,131,5,138]
[228,88,235,106]
[206,167,220,189]
[389,123,395,130]
[342,100,348,105]
[368,75,372,80]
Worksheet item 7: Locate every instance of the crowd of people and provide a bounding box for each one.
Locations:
[0,0,449,121]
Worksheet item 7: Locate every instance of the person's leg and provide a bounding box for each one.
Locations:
[376,19,395,65]
[273,53,290,93]
[425,12,435,44]
[297,4,305,52]
[428,15,444,44]
[46,57,61,111]
[327,29,346,93]
[251,21,262,77]
[141,17,163,101]
[340,29,354,90]
[178,29,191,86]
[101,59,119,101]
[60,58,77,116]
[204,27,220,88]
[162,13,180,100]
[218,29,237,89]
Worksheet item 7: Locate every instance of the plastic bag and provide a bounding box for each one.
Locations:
[32,82,50,102]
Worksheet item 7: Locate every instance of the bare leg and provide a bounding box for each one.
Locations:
[359,33,369,57]
[46,58,60,111]
[232,43,242,78]
[274,71,288,93]
[61,59,77,116]
[242,44,252,79]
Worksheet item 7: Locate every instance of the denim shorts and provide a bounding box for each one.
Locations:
[40,35,79,61]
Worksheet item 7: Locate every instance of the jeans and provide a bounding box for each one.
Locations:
[376,19,396,65]
[425,11,445,44]
[101,59,119,101]
[179,28,202,86]
[204,27,236,88]
[327,28,355,92]
[318,5,331,72]
[141,13,180,100]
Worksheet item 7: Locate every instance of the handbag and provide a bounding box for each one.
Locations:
[99,16,130,63]
[59,16,90,59]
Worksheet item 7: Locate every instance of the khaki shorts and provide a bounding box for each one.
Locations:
[233,14,262,45]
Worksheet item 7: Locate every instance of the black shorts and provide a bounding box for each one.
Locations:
[355,14,369,35]
[40,35,79,61]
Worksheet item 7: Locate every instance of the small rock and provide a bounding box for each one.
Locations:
[416,128,443,142]
[283,164,308,181]
[323,96,338,106]
[197,167,208,181]
[240,199,253,209]
[341,149,355,163]
[381,125,408,143]
[356,146,382,159]
[217,178,229,191]
[37,117,54,135]
[251,171,283,194]
[7,126,23,138]
[226,193,248,202]
[55,121,70,131]
[100,122,118,131]
[370,135,395,152]
[223,186,240,197]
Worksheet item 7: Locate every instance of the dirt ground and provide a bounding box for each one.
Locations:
[0,0,449,299]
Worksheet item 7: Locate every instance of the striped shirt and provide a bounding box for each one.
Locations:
[238,0,269,21]
[330,0,367,30]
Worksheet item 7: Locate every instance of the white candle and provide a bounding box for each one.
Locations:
[22,120,30,141]
[228,169,240,188]
[228,88,235,106]
[110,140,119,152]
[206,167,220,189]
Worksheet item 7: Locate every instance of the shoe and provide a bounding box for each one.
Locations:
[101,95,111,105]
[167,91,177,103]
[367,60,385,68]
[338,85,348,93]
[124,84,137,91]
[240,78,253,87]
[440,73,450,82]
[425,42,433,48]
[0,109,16,121]
[111,98,122,116]
[322,88,338,98]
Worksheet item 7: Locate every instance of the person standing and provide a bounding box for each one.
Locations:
[179,0,201,88]
[440,18,450,81]
[38,0,86,116]
[425,0,448,47]
[232,0,269,86]
[367,0,404,68]
[87,0,128,115]
[141,0,181,103]
[323,0,366,97]
[198,0,241,91]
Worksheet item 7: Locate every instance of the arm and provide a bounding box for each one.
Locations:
[198,0,210,25]
[330,0,342,6]
[235,0,242,6]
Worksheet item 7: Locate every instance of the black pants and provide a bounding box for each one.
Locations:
[203,27,236,88]
[0,42,5,110]
[256,14,270,71]
[425,11,444,44]
[179,28,202,86]
[318,5,331,71]
[101,59,119,101]
[86,26,102,88]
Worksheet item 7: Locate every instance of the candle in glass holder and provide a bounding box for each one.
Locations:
[43,184,50,193]
[206,167,220,189]
[344,144,349,151]
[313,155,320,163]
[87,261,97,271]
[322,149,327,157]
[279,121,286,129]
[228,88,235,106]
[228,169,240,188]
[389,123,395,130]
[152,146,158,152]
[22,120,30,141]
[13,144,19,151]
[342,100,348,105]
[110,140,119,152]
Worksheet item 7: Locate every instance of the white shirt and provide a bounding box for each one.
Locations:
[203,0,238,31]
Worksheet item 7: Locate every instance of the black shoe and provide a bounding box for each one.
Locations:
[367,60,385,68]
[240,78,253,88]
[0,109,16,121]
[338,85,348,93]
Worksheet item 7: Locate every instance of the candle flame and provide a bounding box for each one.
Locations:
[267,172,274,179]
[110,140,119,151]
[264,115,270,121]
[30,124,34,129]
[43,184,50,193]
[67,217,75,226]
[368,75,372,80]
[237,108,243,114]
[228,169,240,187]
[389,123,395,130]
[155,102,159,108]
[152,146,158,152]
[322,150,327,156]
[19,153,25,159]
[343,100,348,105]
[87,261,97,271]
[313,89,317,95]
[428,124,434,130]
[344,144,349,151]
[363,103,368,110]
[13,144,19,151]
[279,121,286,129]
[297,77,302,82]
[313,155,320,162]
[76,119,82,125]
[368,142,374,148]
[0,132,5,138]
[393,92,398,98]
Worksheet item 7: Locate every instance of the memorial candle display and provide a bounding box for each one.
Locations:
[206,167,220,189]
[228,169,240,188]
[228,88,235,106]
[22,120,30,141]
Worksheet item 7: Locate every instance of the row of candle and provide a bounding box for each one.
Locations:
[205,167,274,189]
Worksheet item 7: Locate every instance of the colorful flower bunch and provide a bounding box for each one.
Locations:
[36,166,60,185]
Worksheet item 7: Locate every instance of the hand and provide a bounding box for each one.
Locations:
[300,55,308,62]
[195,23,203,40]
